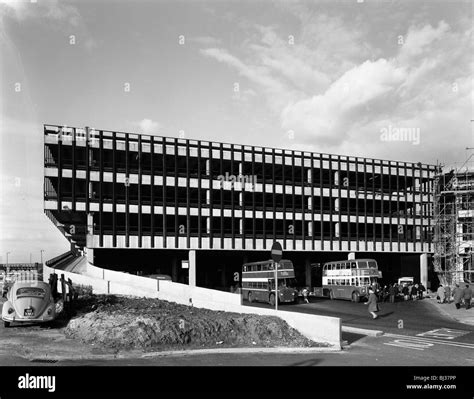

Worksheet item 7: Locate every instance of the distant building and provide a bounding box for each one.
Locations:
[44,124,437,289]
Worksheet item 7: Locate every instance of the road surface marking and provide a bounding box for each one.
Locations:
[384,333,474,350]
[384,339,434,351]
[416,328,470,340]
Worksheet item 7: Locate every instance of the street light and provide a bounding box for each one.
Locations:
[40,249,45,265]
[6,252,10,275]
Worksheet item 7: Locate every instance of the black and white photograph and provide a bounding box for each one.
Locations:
[0,0,473,395]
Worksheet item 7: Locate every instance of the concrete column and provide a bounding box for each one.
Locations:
[87,213,94,234]
[85,248,94,265]
[420,253,428,289]
[334,171,339,186]
[171,256,178,282]
[305,258,311,287]
[416,226,421,240]
[189,250,196,287]
[307,222,313,237]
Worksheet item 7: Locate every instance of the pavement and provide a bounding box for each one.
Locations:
[423,294,474,326]
[0,290,473,366]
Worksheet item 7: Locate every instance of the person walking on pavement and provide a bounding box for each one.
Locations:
[389,284,397,303]
[402,284,409,301]
[453,284,463,310]
[437,284,446,304]
[445,285,451,304]
[463,284,473,310]
[302,287,309,304]
[418,283,426,299]
[365,287,380,319]
[411,284,418,300]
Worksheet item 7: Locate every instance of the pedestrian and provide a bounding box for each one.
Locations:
[453,284,463,310]
[402,284,409,301]
[437,284,445,304]
[418,283,426,299]
[463,284,473,310]
[302,287,309,304]
[364,287,380,319]
[445,285,451,304]
[411,284,418,300]
[389,284,397,303]
[380,285,389,302]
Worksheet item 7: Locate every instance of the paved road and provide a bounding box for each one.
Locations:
[246,296,474,338]
[0,296,472,367]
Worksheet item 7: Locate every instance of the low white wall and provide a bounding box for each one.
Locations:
[86,263,157,291]
[46,262,341,347]
[43,265,109,295]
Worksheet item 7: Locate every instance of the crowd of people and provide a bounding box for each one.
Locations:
[436,283,472,310]
[375,282,426,303]
[372,281,473,310]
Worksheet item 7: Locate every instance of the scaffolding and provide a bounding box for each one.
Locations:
[433,155,474,286]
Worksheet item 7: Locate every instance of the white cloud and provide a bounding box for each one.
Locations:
[0,0,97,50]
[281,59,407,143]
[200,14,471,163]
[399,21,450,60]
[136,118,160,134]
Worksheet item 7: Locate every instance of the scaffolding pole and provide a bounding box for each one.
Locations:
[432,158,474,285]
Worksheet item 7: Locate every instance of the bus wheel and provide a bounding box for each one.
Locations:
[3,321,10,328]
[269,294,276,306]
[248,292,253,303]
[329,290,335,300]
[352,292,360,303]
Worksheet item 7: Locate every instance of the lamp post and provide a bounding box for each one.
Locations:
[40,249,44,265]
[6,252,10,275]
[270,242,283,311]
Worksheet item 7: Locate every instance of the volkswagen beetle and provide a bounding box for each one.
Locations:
[2,281,56,327]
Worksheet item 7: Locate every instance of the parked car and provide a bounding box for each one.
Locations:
[146,274,172,281]
[2,281,56,327]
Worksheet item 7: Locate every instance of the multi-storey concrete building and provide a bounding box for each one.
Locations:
[44,124,437,290]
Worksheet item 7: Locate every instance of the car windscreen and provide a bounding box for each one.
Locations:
[16,287,46,299]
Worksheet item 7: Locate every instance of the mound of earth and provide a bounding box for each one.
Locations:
[64,295,326,351]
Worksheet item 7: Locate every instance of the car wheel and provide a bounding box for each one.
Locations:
[248,291,253,303]
[269,293,276,306]
[3,321,10,328]
[352,292,360,303]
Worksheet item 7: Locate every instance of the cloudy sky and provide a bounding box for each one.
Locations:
[0,0,472,262]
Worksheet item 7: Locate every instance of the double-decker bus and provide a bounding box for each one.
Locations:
[312,259,382,302]
[242,259,298,305]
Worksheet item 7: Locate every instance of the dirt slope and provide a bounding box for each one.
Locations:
[64,295,327,351]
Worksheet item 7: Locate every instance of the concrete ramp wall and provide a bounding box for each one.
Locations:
[43,262,341,347]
